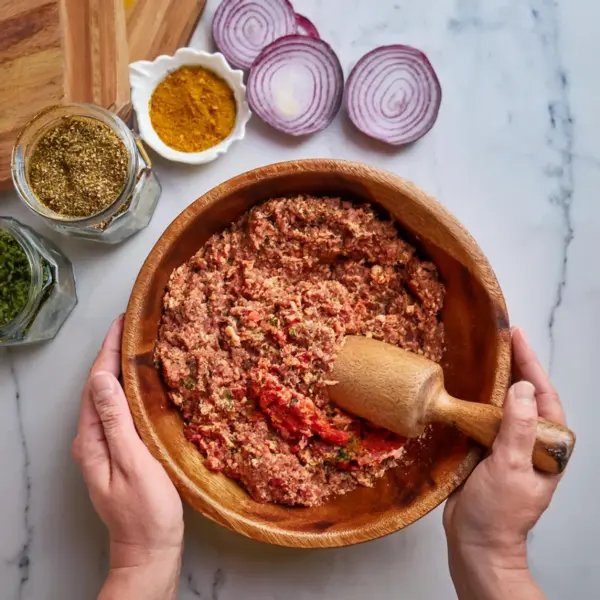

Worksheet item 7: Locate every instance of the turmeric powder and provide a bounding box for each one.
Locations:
[149,66,237,153]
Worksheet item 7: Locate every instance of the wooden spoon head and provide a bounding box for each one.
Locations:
[329,336,445,437]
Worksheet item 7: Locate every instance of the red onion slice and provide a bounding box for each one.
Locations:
[247,35,344,136]
[296,14,320,38]
[212,0,297,70]
[345,45,442,146]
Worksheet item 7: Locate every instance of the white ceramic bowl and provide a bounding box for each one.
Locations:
[129,48,251,164]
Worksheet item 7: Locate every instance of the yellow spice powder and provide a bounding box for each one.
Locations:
[149,66,237,153]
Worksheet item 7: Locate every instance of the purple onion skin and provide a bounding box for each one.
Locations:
[296,14,320,39]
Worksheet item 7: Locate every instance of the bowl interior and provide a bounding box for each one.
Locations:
[123,160,511,548]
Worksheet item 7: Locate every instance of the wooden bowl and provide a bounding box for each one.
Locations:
[123,159,511,548]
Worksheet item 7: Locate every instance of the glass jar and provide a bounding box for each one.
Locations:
[11,104,161,244]
[0,218,77,346]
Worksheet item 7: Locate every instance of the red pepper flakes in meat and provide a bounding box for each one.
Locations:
[155,196,446,506]
[254,373,351,446]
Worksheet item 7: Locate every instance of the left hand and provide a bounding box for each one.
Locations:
[72,316,184,572]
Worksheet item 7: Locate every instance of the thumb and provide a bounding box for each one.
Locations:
[492,380,538,469]
[89,371,142,465]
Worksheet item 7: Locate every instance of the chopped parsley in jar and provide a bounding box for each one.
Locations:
[0,231,31,328]
[0,218,77,346]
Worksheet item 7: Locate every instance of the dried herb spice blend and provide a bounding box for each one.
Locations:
[0,231,31,328]
[28,117,129,218]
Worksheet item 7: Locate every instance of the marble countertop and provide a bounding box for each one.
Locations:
[1,0,598,598]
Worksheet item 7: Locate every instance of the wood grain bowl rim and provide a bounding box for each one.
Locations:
[123,159,511,548]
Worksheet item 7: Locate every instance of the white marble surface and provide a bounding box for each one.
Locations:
[1,0,599,598]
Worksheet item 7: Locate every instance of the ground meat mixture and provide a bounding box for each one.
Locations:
[155,196,446,506]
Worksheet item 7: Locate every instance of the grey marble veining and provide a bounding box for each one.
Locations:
[0,0,599,598]
[530,0,576,372]
[2,351,32,600]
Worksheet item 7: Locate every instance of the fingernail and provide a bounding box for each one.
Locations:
[513,380,535,405]
[516,327,528,345]
[90,372,114,400]
[108,315,124,333]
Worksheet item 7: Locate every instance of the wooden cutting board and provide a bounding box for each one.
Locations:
[0,0,130,189]
[126,0,207,63]
[0,0,207,190]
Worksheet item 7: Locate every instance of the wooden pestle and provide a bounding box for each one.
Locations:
[329,336,575,474]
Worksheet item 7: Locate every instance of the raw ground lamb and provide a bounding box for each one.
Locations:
[155,196,445,506]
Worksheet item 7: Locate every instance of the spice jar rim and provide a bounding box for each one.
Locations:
[0,218,45,337]
[11,103,140,227]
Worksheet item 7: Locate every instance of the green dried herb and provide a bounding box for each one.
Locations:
[0,232,31,328]
[336,447,352,461]
[336,436,359,462]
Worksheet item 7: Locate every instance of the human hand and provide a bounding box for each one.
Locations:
[443,327,566,599]
[72,316,183,599]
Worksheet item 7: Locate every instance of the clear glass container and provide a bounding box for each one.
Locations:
[11,104,161,244]
[0,218,77,346]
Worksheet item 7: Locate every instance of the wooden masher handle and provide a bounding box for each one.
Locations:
[432,395,575,474]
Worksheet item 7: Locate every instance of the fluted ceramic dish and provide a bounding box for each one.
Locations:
[129,48,251,164]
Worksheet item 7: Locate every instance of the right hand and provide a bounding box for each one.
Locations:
[443,327,566,575]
